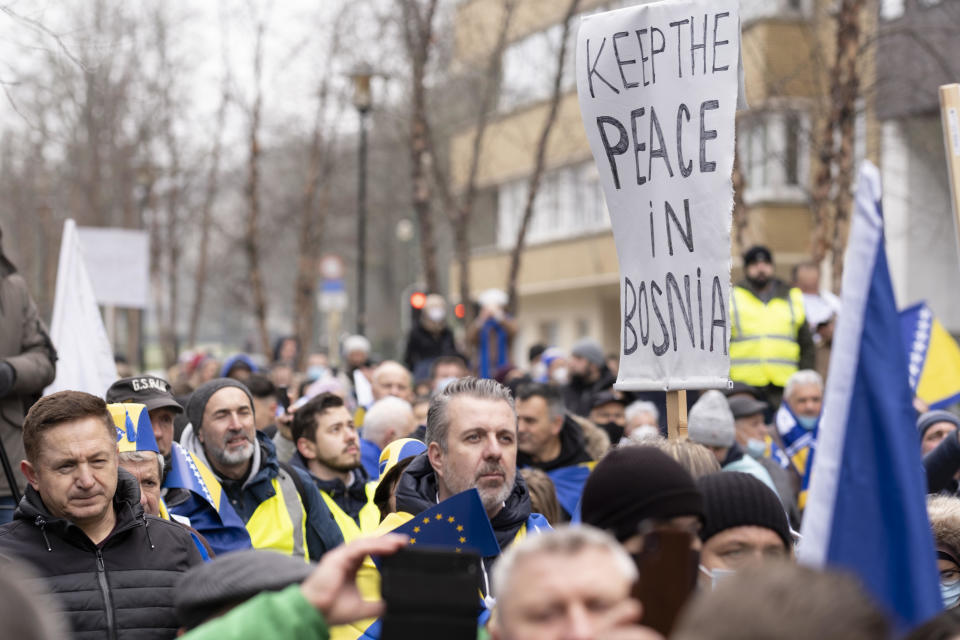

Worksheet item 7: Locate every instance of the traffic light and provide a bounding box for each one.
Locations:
[410,290,427,325]
[454,303,465,320]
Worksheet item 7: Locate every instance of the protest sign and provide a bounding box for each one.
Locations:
[576,0,740,391]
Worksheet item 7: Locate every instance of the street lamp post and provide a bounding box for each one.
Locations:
[351,64,373,337]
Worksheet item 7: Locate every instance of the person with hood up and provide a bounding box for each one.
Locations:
[927,495,960,610]
[0,391,202,639]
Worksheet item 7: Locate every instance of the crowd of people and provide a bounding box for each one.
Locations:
[2,244,960,639]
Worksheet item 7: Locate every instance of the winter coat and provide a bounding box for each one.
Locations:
[0,263,56,497]
[403,324,461,379]
[517,416,592,472]
[395,453,538,565]
[562,368,617,418]
[0,469,203,639]
[180,428,344,560]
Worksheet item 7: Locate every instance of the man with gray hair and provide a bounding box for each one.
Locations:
[490,525,661,640]
[393,377,549,579]
[625,400,660,440]
[362,396,416,453]
[775,369,824,487]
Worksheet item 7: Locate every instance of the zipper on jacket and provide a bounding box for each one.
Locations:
[95,549,117,640]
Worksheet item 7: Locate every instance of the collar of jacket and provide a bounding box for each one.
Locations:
[15,467,146,548]
[395,452,532,554]
[289,450,369,500]
[517,415,591,471]
[735,277,793,301]
[181,424,271,490]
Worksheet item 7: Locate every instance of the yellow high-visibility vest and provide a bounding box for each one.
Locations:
[319,482,380,543]
[729,286,805,387]
[245,471,309,562]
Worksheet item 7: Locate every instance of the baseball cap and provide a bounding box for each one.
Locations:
[106,376,183,414]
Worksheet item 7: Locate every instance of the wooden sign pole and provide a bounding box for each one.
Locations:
[666,389,688,440]
[939,84,960,257]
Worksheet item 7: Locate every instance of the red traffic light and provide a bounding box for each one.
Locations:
[454,303,465,319]
[410,292,427,309]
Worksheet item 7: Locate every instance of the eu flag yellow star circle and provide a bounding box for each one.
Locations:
[407,512,470,547]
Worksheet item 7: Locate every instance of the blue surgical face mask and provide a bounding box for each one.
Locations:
[942,580,960,609]
[306,365,328,382]
[746,438,767,459]
[796,415,818,431]
[699,564,736,590]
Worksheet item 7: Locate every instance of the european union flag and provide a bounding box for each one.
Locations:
[545,462,595,517]
[900,302,960,410]
[389,489,500,557]
[799,163,941,630]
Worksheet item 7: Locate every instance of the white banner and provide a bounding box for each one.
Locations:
[576,0,739,390]
[45,219,118,396]
[76,226,150,309]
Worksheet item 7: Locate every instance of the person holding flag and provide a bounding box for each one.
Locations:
[107,375,252,556]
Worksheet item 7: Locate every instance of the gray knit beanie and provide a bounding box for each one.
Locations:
[571,339,605,368]
[186,378,255,432]
[688,390,736,447]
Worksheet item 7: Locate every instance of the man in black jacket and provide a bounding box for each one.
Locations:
[0,390,203,639]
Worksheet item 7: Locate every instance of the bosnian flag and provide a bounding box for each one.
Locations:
[798,162,941,629]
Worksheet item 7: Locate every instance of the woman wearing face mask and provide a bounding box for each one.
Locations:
[927,495,960,610]
[402,294,465,382]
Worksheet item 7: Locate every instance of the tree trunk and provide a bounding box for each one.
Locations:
[400,0,441,294]
[829,0,864,293]
[188,77,228,349]
[245,21,271,358]
[731,147,751,253]
[505,0,581,316]
[809,0,864,291]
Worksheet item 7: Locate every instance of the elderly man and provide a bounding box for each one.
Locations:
[359,386,416,478]
[696,472,794,591]
[0,390,202,638]
[107,375,252,555]
[370,360,413,402]
[393,378,549,574]
[774,369,823,488]
[180,378,343,560]
[290,393,379,542]
[490,526,662,640]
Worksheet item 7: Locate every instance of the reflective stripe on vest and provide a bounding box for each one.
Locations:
[245,472,308,561]
[319,482,380,543]
[729,286,805,387]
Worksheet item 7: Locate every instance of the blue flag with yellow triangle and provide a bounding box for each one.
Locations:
[900,302,960,410]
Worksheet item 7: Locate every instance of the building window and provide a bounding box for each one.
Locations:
[539,320,558,346]
[738,110,810,204]
[497,162,611,249]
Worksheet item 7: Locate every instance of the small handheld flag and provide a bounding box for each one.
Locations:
[388,489,500,558]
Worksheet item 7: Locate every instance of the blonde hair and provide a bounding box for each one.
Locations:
[644,438,720,479]
[520,468,563,526]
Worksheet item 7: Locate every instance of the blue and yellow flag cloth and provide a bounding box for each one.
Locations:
[378,438,427,478]
[164,442,250,535]
[900,302,960,410]
[775,398,819,509]
[109,403,159,454]
[544,461,596,517]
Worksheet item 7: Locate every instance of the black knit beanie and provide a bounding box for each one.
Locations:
[186,378,255,432]
[581,446,705,542]
[698,472,792,550]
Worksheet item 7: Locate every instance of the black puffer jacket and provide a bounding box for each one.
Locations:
[0,469,203,639]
